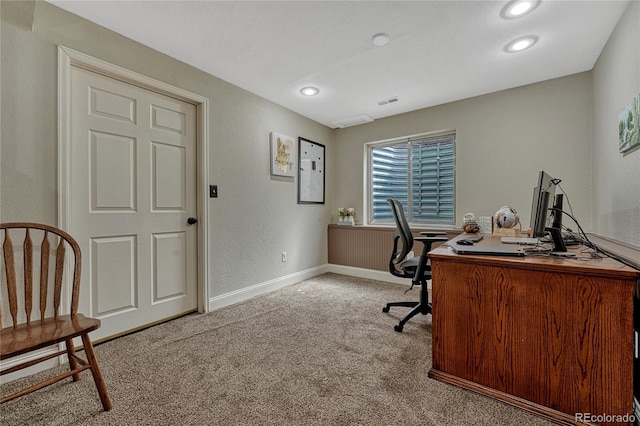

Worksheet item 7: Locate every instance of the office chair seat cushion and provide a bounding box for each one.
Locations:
[399,256,430,277]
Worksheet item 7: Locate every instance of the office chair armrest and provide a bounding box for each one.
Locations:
[414,236,448,257]
[412,236,448,283]
[419,231,447,237]
[414,236,448,244]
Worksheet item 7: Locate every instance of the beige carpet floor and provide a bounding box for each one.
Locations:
[1,273,552,425]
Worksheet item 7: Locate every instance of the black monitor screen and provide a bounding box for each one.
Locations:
[530,170,558,238]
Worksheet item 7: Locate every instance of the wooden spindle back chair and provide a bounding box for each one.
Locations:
[0,222,111,411]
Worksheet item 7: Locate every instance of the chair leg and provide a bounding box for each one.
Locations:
[80,334,112,411]
[65,338,81,382]
[382,301,418,312]
[395,304,421,332]
[389,282,432,332]
[394,302,432,332]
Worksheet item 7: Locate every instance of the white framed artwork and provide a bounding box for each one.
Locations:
[270,132,296,177]
[619,94,640,154]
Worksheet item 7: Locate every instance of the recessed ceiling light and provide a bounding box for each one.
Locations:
[300,86,319,96]
[505,35,539,53]
[501,0,540,19]
[372,33,390,46]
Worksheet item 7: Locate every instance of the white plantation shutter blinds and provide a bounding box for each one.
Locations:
[371,133,455,224]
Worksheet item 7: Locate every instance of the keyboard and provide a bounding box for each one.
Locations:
[501,237,540,245]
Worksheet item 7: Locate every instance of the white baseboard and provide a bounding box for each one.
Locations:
[1,347,62,384]
[325,264,412,285]
[208,264,332,311]
[326,264,431,293]
[208,264,424,312]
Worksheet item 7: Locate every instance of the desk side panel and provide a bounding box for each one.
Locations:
[431,257,635,419]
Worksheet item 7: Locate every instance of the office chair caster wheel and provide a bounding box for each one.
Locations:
[382,306,390,313]
[394,324,404,332]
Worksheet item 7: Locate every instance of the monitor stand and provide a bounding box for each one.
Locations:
[546,227,567,252]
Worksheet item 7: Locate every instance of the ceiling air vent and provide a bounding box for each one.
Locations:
[331,114,374,129]
[376,96,399,106]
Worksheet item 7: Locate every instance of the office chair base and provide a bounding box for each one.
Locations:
[388,302,432,333]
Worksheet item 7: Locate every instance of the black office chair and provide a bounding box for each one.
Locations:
[382,198,448,332]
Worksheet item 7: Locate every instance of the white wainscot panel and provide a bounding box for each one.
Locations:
[90,87,136,123]
[91,131,136,211]
[152,142,185,211]
[151,104,185,135]
[91,236,137,316]
[152,232,187,302]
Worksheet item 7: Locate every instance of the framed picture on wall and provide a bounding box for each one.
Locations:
[270,132,296,177]
[619,94,640,153]
[298,137,325,204]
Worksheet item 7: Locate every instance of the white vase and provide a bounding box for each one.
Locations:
[337,216,354,225]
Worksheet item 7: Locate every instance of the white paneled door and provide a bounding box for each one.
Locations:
[70,67,198,341]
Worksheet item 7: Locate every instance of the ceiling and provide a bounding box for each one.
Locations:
[49,0,629,129]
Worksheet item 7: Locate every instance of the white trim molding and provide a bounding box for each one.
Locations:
[208,264,417,312]
[208,265,331,311]
[0,348,60,384]
[326,264,411,285]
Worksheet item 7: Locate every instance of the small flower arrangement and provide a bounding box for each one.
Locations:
[338,207,355,218]
[338,208,355,225]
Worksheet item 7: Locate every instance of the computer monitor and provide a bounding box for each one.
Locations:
[529,170,558,238]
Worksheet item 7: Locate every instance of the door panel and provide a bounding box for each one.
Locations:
[91,131,136,211]
[153,232,187,301]
[151,104,186,134]
[91,236,137,316]
[152,142,186,210]
[71,67,197,340]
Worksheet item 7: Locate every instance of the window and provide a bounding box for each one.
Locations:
[368,133,455,225]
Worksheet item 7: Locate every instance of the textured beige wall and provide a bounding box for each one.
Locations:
[332,73,593,231]
[592,1,640,247]
[0,2,334,296]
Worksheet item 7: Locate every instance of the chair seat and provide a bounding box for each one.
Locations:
[1,314,100,360]
[399,256,431,279]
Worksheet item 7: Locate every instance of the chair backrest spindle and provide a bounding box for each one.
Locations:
[23,229,34,327]
[3,230,19,329]
[53,238,65,320]
[70,243,82,319]
[40,231,50,323]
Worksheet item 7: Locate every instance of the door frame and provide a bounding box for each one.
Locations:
[57,46,210,314]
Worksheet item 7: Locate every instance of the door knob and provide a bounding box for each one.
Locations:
[187,217,198,225]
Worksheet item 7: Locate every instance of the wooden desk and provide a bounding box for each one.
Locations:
[428,235,640,425]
